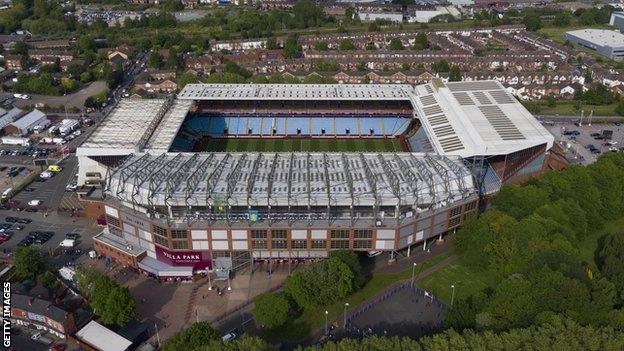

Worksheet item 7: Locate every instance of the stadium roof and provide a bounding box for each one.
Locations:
[412,80,554,158]
[107,152,475,211]
[78,98,192,156]
[178,83,415,101]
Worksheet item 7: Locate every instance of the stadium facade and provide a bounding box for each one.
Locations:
[77,80,553,278]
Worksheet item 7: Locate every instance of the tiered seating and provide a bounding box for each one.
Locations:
[185,112,412,137]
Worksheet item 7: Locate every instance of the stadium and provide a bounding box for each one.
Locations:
[77,80,554,278]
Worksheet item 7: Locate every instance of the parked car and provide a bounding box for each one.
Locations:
[28,199,42,206]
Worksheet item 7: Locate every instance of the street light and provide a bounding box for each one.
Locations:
[450,284,456,307]
[207,271,212,291]
[410,262,417,285]
[325,310,329,335]
[343,302,349,328]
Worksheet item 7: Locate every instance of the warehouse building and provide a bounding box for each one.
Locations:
[565,29,624,61]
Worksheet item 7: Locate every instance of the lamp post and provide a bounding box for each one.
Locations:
[450,284,456,307]
[410,262,417,285]
[325,310,329,335]
[343,302,349,328]
[207,271,212,291]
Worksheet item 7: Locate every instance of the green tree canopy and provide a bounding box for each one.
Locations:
[162,322,220,351]
[14,246,44,280]
[252,293,290,329]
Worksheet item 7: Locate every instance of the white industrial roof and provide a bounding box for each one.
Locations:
[9,109,47,130]
[79,99,168,154]
[178,83,415,101]
[566,29,624,47]
[76,321,132,351]
[412,80,553,158]
[107,152,475,211]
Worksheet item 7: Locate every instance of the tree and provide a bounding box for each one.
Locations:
[314,41,329,51]
[523,13,542,31]
[616,100,624,117]
[177,72,198,89]
[148,51,161,69]
[100,286,137,326]
[339,39,356,51]
[412,32,429,50]
[60,77,77,92]
[162,322,220,351]
[195,335,272,351]
[14,247,44,280]
[449,65,461,82]
[388,38,405,50]
[13,40,28,56]
[80,269,137,327]
[292,0,323,29]
[597,232,624,301]
[431,60,450,73]
[37,271,58,289]
[252,293,290,329]
[283,35,301,59]
[554,12,571,27]
[161,0,184,12]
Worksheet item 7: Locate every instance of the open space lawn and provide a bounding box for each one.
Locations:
[415,261,498,305]
[198,137,404,152]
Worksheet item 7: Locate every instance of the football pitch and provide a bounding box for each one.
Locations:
[197,138,405,152]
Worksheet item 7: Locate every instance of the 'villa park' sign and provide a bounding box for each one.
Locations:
[155,247,212,270]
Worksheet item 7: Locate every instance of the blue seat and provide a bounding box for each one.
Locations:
[287,118,309,135]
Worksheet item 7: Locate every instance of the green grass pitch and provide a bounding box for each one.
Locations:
[198,138,404,152]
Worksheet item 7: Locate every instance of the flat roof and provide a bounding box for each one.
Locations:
[178,83,415,101]
[79,99,167,152]
[76,321,133,351]
[566,29,624,48]
[412,80,553,157]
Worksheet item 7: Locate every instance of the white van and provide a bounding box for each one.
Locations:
[1,188,12,199]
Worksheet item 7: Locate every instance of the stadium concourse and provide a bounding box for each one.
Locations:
[75,81,554,278]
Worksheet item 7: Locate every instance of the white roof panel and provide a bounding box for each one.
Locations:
[566,29,624,48]
[178,83,414,101]
[80,99,167,151]
[413,80,553,157]
[76,321,132,351]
